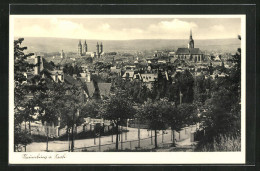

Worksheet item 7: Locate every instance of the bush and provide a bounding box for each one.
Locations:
[14,128,33,146]
[195,133,241,151]
[194,129,204,141]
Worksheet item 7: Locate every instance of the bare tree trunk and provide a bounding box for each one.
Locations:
[67,126,70,152]
[121,126,123,150]
[94,125,96,145]
[151,130,153,145]
[29,121,31,135]
[71,125,74,152]
[162,130,164,143]
[111,126,113,142]
[138,120,140,148]
[172,129,176,147]
[154,129,157,148]
[116,122,119,150]
[46,126,49,152]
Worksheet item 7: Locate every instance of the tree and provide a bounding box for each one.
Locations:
[174,70,194,104]
[60,85,85,152]
[14,38,34,151]
[101,92,135,150]
[193,75,213,107]
[166,103,197,146]
[139,99,169,148]
[81,99,101,118]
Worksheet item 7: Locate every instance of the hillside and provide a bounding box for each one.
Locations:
[15,37,241,54]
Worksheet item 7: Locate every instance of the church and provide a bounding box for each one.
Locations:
[78,40,104,58]
[174,30,204,62]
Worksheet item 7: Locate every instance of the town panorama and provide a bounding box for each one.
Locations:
[13,17,242,153]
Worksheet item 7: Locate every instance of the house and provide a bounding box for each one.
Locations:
[122,70,135,80]
[49,70,64,83]
[140,73,158,90]
[168,51,176,57]
[140,73,158,83]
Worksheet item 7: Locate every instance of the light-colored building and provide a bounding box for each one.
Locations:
[49,70,64,83]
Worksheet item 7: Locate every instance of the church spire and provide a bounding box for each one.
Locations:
[188,29,194,49]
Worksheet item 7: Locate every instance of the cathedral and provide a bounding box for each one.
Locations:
[78,40,103,58]
[175,29,204,62]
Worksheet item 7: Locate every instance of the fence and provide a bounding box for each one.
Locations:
[24,121,115,138]
[57,125,197,152]
[68,131,172,152]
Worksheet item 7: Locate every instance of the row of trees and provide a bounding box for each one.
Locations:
[99,91,197,150]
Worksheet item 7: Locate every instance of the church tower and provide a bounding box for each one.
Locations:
[188,29,194,49]
[61,50,65,58]
[78,40,82,56]
[96,42,100,58]
[83,40,87,54]
[100,42,103,53]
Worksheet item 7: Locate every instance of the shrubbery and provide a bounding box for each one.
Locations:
[195,133,241,151]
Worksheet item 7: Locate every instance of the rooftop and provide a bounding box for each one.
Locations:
[176,48,203,55]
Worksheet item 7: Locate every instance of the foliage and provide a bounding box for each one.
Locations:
[195,134,241,152]
[14,127,33,147]
[174,70,194,104]
[196,36,241,151]
[102,93,135,123]
[193,75,214,107]
[94,62,111,72]
[101,92,135,150]
[139,99,169,131]
[138,98,169,148]
[14,38,35,149]
[81,99,101,118]
[170,103,197,131]
[63,64,83,76]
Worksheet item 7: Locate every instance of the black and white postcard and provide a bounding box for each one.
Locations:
[9,14,246,164]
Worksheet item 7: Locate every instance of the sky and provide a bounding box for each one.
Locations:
[13,16,241,40]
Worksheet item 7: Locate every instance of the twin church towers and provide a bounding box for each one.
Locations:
[78,40,103,58]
